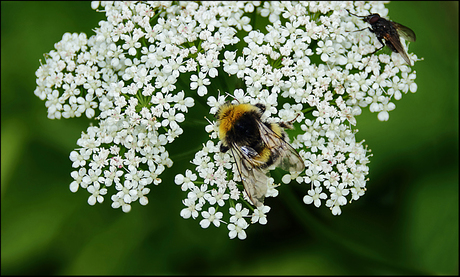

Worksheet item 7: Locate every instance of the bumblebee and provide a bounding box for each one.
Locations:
[216,102,305,207]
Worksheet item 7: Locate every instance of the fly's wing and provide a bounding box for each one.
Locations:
[387,22,415,65]
[257,121,305,174]
[392,22,416,42]
[384,31,412,65]
[229,143,269,207]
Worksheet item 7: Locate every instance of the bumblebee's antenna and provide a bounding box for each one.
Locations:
[223,91,241,104]
[223,91,234,99]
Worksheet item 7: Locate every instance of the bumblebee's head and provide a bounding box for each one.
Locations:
[216,102,266,120]
[216,102,263,142]
[215,101,234,120]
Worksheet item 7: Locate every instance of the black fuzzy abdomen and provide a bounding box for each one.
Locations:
[225,112,278,168]
[227,112,265,152]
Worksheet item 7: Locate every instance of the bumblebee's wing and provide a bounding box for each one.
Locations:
[392,22,416,42]
[257,121,305,173]
[384,31,412,65]
[229,144,269,207]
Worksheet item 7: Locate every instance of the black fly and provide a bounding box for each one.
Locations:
[348,11,416,66]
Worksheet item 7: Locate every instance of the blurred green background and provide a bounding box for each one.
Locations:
[1,1,458,275]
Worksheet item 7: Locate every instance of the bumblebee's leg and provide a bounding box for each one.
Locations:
[220,144,229,153]
[278,121,293,129]
[278,112,300,129]
[254,103,266,113]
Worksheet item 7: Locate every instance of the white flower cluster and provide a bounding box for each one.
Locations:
[34,1,419,238]
[172,2,418,239]
[34,1,199,212]
[177,90,371,239]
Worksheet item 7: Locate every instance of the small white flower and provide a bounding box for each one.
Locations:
[103,166,123,187]
[111,194,132,213]
[228,220,249,240]
[76,93,98,118]
[180,198,201,219]
[69,149,89,168]
[303,187,327,207]
[82,168,104,189]
[199,207,223,228]
[70,168,87,192]
[87,182,107,205]
[229,203,250,227]
[190,72,210,96]
[251,205,271,225]
[175,169,197,191]
[130,186,150,206]
[188,184,209,206]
